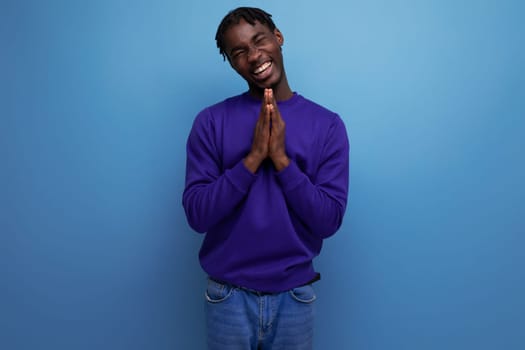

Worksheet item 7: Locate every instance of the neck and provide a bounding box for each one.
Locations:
[249,77,293,102]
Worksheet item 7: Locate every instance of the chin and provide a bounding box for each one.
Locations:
[250,82,272,91]
[260,77,281,90]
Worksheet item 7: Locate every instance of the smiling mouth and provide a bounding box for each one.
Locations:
[253,61,272,75]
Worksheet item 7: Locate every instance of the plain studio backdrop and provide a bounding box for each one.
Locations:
[2,0,524,349]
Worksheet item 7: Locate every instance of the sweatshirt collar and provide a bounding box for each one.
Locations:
[242,91,300,107]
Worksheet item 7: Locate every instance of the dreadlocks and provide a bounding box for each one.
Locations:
[215,7,277,61]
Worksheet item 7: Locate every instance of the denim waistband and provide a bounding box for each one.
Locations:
[209,273,320,295]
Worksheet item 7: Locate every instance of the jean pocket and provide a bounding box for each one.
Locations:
[289,284,317,304]
[205,278,235,303]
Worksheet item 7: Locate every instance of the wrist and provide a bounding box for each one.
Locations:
[243,152,265,173]
[272,155,290,172]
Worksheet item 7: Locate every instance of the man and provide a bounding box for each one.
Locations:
[182,7,349,350]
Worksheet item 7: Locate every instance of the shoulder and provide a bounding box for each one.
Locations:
[201,93,248,116]
[292,94,344,128]
[291,95,349,147]
[294,94,340,120]
[192,93,246,127]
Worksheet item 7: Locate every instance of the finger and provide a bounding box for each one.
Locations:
[271,103,282,125]
[267,89,282,119]
[262,88,271,106]
[268,88,274,104]
[258,101,269,133]
[266,102,272,125]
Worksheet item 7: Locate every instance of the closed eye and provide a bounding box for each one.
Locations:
[230,49,246,59]
[254,35,268,45]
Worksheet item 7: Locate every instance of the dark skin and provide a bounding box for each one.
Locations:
[222,19,292,173]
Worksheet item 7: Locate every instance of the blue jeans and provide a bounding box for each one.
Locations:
[205,278,316,350]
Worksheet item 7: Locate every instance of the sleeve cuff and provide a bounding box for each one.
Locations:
[274,160,306,191]
[224,160,257,194]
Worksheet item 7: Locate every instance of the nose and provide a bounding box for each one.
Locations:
[246,44,261,62]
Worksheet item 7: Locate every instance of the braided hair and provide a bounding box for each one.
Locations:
[215,7,277,61]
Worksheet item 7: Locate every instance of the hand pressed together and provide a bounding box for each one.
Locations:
[244,89,290,173]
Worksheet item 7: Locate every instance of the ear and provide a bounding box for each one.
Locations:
[274,28,284,46]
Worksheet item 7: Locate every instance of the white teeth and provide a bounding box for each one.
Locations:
[254,61,272,74]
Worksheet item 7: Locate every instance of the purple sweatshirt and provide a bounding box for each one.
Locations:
[183,92,349,292]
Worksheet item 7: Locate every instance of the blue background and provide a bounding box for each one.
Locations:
[2,0,524,349]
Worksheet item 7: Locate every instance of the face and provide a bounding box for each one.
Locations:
[222,19,286,93]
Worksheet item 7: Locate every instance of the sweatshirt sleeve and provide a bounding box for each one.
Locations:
[275,115,349,239]
[182,108,256,233]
